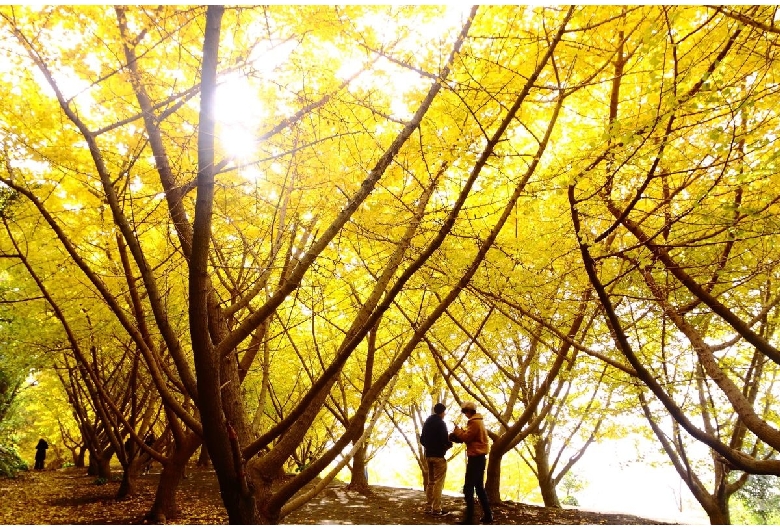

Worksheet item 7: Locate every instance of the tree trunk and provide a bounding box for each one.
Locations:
[89,451,112,480]
[211,448,259,524]
[98,455,112,480]
[702,488,731,525]
[147,461,186,524]
[485,447,504,503]
[86,448,99,476]
[116,463,138,499]
[75,446,86,468]
[348,444,370,492]
[87,459,97,476]
[534,437,560,508]
[707,508,730,525]
[197,444,211,467]
[536,464,559,507]
[189,5,260,524]
[197,336,258,524]
[145,434,201,523]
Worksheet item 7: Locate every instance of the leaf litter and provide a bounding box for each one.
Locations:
[0,466,669,525]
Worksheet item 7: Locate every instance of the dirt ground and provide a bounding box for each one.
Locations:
[0,466,669,525]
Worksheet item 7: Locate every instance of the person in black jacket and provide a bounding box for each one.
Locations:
[420,403,453,516]
[142,432,156,474]
[34,439,48,470]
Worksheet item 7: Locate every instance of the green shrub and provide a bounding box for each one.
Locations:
[0,445,28,478]
[561,495,580,507]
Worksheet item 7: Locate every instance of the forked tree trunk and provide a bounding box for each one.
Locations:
[706,506,730,525]
[190,5,260,525]
[700,483,731,525]
[89,451,112,480]
[116,461,139,499]
[145,434,201,523]
[533,437,560,508]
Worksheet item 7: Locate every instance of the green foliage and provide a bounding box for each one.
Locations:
[561,496,579,507]
[0,266,62,445]
[0,445,28,478]
[10,370,71,461]
[560,473,587,507]
[0,364,20,426]
[731,474,780,525]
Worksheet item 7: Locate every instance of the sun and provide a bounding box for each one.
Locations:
[214,39,297,163]
[215,74,265,161]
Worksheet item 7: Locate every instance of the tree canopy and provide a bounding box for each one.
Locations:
[0,5,779,525]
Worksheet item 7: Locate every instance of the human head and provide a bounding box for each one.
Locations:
[461,401,477,416]
[433,402,446,415]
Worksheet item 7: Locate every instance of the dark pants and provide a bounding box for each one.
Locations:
[463,454,491,522]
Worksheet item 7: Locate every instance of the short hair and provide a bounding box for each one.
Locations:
[433,403,446,414]
[461,401,477,413]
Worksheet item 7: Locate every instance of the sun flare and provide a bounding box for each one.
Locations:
[215,75,265,161]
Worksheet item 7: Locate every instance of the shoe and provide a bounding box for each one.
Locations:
[431,509,450,516]
[480,515,493,524]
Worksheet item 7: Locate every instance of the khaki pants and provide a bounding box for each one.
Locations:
[425,457,447,511]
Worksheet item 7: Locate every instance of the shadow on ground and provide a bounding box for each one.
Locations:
[0,466,669,525]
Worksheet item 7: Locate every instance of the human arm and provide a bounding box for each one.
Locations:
[453,420,479,443]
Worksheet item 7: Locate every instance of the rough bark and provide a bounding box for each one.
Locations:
[145,434,201,523]
[96,452,112,480]
[699,481,731,525]
[188,5,260,525]
[347,443,370,492]
[485,453,503,503]
[534,437,561,508]
[116,463,138,498]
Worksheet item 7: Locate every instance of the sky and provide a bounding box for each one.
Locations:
[574,439,710,524]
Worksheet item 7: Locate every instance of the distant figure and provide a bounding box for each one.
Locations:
[34,439,49,470]
[144,432,156,447]
[451,401,492,524]
[420,402,453,516]
[143,432,156,474]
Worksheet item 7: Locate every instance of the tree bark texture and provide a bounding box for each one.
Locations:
[146,433,201,523]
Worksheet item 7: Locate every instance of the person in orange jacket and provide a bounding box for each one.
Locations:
[451,401,493,524]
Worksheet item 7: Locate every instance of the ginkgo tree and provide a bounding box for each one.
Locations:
[0,3,513,524]
[1,4,780,526]
[566,4,780,524]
